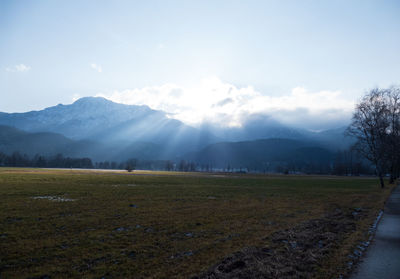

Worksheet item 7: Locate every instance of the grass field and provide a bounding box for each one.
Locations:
[0,168,394,278]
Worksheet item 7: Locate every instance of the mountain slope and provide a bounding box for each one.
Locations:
[0,125,175,161]
[200,115,353,150]
[185,138,334,172]
[0,125,100,158]
[0,97,219,156]
[312,126,355,150]
[0,97,162,139]
[201,115,310,142]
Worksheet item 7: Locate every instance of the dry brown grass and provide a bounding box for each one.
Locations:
[0,168,393,278]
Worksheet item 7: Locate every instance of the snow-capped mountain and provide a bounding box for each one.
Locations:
[0,97,159,139]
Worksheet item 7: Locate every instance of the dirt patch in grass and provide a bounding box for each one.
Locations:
[194,208,365,278]
[32,196,76,202]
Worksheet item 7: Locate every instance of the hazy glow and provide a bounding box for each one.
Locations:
[97,77,354,128]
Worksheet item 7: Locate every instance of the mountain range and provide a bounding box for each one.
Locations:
[0,97,353,164]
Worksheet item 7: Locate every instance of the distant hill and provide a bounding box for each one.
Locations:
[185,138,334,172]
[201,114,310,142]
[0,125,98,158]
[200,116,353,151]
[0,125,189,161]
[312,126,355,150]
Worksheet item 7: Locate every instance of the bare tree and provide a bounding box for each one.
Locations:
[347,88,391,188]
[386,86,400,183]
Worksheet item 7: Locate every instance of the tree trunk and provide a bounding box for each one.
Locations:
[379,174,385,188]
[390,173,395,184]
[389,164,395,184]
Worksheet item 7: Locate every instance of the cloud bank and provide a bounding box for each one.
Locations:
[97,77,355,130]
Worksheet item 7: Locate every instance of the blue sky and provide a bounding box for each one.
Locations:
[1,0,399,129]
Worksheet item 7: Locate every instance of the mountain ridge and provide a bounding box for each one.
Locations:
[0,97,220,156]
[0,97,353,163]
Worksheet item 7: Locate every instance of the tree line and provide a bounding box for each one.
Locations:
[0,152,93,169]
[0,149,375,175]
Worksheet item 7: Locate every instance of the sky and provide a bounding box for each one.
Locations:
[1,0,399,130]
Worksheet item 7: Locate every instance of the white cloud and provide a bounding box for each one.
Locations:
[96,77,355,129]
[6,64,31,72]
[90,63,102,73]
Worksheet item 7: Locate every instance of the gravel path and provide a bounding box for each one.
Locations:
[350,184,400,279]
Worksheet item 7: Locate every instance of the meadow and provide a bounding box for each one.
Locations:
[0,168,393,278]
